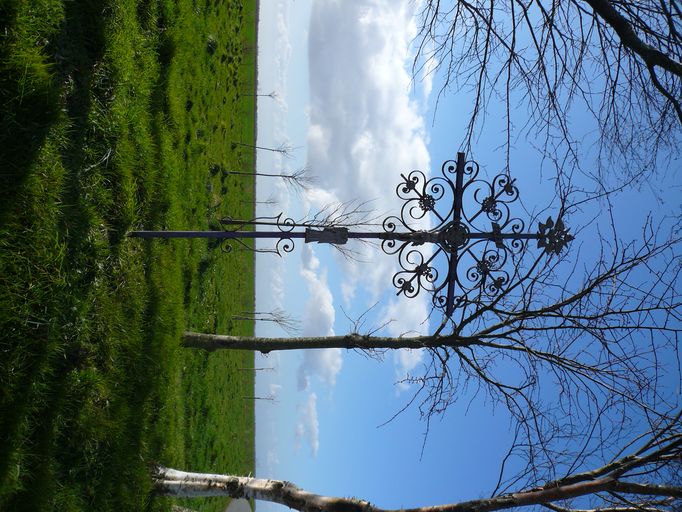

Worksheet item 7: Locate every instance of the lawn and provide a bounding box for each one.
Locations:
[0,0,258,510]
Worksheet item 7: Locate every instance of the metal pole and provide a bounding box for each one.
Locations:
[128,230,308,239]
[129,229,542,243]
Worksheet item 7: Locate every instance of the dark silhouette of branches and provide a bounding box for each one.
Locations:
[184,214,682,479]
[154,410,682,510]
[305,199,384,229]
[414,1,681,179]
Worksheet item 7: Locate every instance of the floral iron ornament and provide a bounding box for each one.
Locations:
[129,153,573,321]
[537,217,575,255]
[377,153,573,318]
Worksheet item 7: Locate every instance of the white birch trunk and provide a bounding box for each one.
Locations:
[153,466,682,512]
[182,331,473,352]
[155,467,371,512]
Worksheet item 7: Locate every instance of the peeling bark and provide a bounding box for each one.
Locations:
[155,466,681,512]
[182,331,473,352]
[155,423,681,511]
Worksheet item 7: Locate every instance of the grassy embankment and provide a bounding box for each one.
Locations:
[0,0,258,510]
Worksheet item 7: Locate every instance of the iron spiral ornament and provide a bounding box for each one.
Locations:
[379,153,572,318]
[128,152,573,326]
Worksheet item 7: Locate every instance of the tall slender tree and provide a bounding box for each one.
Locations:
[231,141,295,159]
[185,217,682,467]
[155,410,682,511]
[226,167,317,192]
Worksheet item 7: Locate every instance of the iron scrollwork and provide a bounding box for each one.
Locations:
[128,152,573,324]
[382,155,572,318]
[218,214,297,256]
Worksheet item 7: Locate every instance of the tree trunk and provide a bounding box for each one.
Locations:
[154,466,681,512]
[182,331,473,352]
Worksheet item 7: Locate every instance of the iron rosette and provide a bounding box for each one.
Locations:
[461,244,511,298]
[463,172,519,230]
[394,168,456,233]
[392,245,439,299]
[460,169,528,258]
[267,214,297,256]
[430,241,511,317]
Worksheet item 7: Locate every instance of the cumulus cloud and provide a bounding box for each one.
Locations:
[297,349,343,391]
[294,392,320,457]
[266,449,280,471]
[255,0,295,220]
[383,294,432,338]
[420,54,438,103]
[381,296,431,392]
[307,0,432,307]
[269,383,283,400]
[297,245,343,390]
[273,0,292,115]
[269,261,286,308]
[300,245,335,336]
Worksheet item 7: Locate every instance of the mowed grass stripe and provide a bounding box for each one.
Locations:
[0,0,257,510]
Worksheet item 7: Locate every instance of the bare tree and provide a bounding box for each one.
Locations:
[227,167,317,192]
[213,199,386,260]
[231,308,301,335]
[231,141,296,159]
[304,199,384,229]
[154,410,682,510]
[239,89,279,100]
[241,395,277,403]
[414,1,681,180]
[184,217,682,469]
[240,193,280,209]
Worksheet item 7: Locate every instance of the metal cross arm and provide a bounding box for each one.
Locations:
[367,152,573,318]
[129,152,573,320]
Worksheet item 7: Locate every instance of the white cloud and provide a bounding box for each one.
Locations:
[383,295,431,338]
[269,260,285,308]
[255,0,294,247]
[420,53,438,103]
[255,0,295,220]
[268,383,283,400]
[304,186,340,213]
[307,0,432,309]
[266,449,280,471]
[300,246,334,336]
[340,281,356,305]
[297,245,343,390]
[273,0,292,115]
[381,297,431,392]
[294,392,320,457]
[297,349,343,391]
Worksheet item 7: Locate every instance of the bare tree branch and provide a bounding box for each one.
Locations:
[154,412,682,511]
[414,0,681,180]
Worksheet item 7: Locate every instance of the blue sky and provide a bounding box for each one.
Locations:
[252,2,680,511]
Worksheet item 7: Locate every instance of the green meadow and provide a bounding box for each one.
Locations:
[0,0,258,510]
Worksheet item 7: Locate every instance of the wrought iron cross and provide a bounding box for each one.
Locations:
[130,152,573,320]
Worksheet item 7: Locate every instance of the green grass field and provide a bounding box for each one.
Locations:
[0,0,258,510]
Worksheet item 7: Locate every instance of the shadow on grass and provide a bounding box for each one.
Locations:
[0,2,60,223]
[0,0,111,507]
[144,21,176,229]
